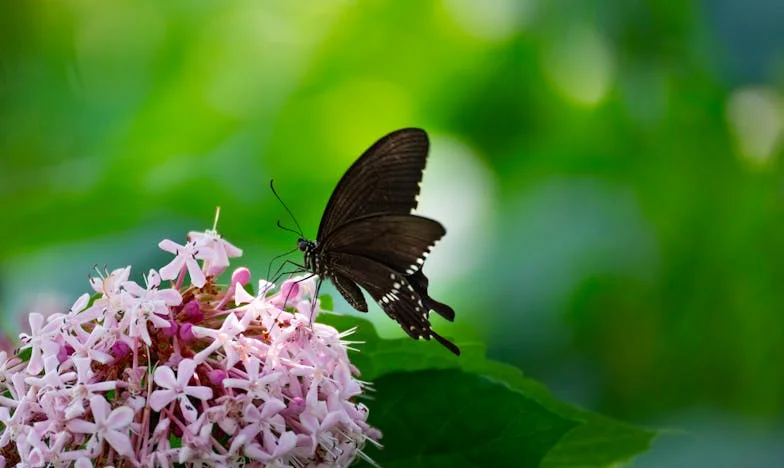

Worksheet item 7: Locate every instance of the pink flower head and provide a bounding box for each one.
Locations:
[1,229,379,466]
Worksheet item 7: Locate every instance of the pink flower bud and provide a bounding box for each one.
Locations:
[207,369,227,386]
[280,280,299,302]
[231,267,251,286]
[283,396,306,417]
[178,322,195,341]
[183,300,204,323]
[57,344,74,363]
[112,341,131,360]
[161,320,178,338]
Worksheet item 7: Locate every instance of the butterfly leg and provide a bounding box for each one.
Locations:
[308,276,325,325]
[265,247,300,282]
[279,272,317,311]
[269,272,317,335]
[267,259,308,286]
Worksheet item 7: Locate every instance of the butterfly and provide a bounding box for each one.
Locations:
[296,128,460,355]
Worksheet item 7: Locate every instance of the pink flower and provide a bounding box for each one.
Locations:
[121,270,182,346]
[188,229,243,276]
[233,280,276,328]
[149,359,213,423]
[23,352,75,390]
[89,266,131,297]
[19,313,49,375]
[63,357,117,419]
[255,429,298,462]
[62,325,113,365]
[123,269,182,314]
[222,359,282,402]
[192,312,244,368]
[159,239,211,288]
[67,396,134,456]
[46,293,101,335]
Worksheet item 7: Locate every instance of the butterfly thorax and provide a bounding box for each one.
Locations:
[297,238,322,274]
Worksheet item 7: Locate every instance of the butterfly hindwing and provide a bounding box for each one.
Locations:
[331,274,368,312]
[317,128,429,240]
[320,214,445,276]
[407,269,455,322]
[327,251,460,355]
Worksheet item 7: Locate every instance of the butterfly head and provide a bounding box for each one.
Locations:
[297,238,315,252]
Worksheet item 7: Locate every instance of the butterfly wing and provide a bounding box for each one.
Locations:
[328,251,460,355]
[317,128,429,240]
[320,213,455,321]
[406,269,455,322]
[320,214,445,276]
[331,273,367,312]
[302,127,457,353]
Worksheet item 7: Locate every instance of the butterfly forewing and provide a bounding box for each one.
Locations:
[317,128,429,240]
[320,214,445,275]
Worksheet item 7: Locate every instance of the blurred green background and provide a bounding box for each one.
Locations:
[3,0,784,465]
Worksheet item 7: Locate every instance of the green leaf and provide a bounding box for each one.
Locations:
[320,313,657,467]
[459,357,657,468]
[16,346,32,363]
[318,294,334,311]
[365,369,578,467]
[540,422,656,468]
[319,312,471,379]
[86,292,103,309]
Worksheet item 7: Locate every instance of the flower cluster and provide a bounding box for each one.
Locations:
[0,229,380,466]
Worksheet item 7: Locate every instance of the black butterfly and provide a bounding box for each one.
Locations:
[297,128,460,355]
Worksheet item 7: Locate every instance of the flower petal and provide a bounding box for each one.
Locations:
[184,385,213,401]
[106,406,134,429]
[154,365,177,389]
[149,388,176,411]
[104,429,132,456]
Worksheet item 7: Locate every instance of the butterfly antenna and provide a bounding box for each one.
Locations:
[276,220,302,236]
[270,179,304,237]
